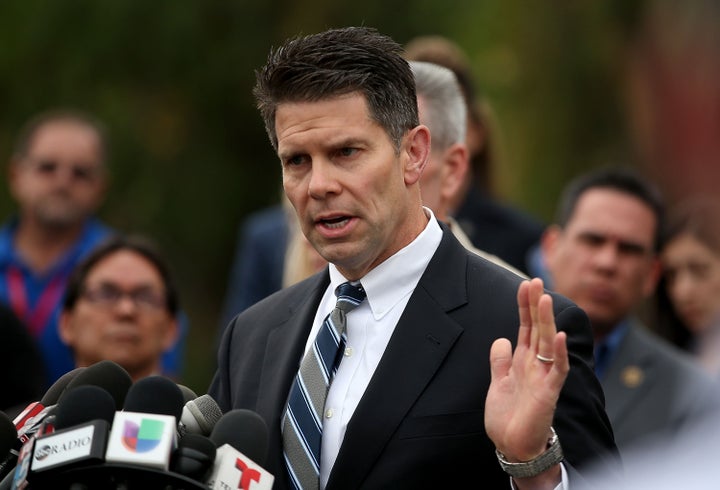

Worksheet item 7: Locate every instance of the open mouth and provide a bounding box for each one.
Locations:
[320,216,350,229]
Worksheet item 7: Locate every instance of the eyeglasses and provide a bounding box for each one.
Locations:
[25,158,102,183]
[81,284,166,311]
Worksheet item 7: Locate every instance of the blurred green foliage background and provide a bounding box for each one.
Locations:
[2,0,715,393]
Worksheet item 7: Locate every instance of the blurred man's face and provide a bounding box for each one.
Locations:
[60,250,177,381]
[10,121,106,229]
[543,188,660,338]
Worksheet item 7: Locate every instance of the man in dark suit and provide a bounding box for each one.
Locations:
[540,167,720,454]
[210,27,617,489]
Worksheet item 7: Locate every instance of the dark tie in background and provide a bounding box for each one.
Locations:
[282,282,366,490]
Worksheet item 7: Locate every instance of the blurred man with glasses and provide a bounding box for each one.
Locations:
[0,109,113,388]
[59,235,179,382]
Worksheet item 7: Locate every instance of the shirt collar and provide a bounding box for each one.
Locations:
[0,217,110,275]
[328,207,443,320]
[593,319,631,379]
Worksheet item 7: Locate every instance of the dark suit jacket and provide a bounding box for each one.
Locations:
[209,227,618,489]
[602,321,720,453]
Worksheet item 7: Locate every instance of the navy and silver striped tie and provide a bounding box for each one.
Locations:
[282,281,366,490]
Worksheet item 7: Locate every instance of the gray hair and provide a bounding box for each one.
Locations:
[410,60,467,152]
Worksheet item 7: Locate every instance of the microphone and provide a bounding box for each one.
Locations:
[0,368,86,480]
[170,433,216,482]
[0,362,131,484]
[41,367,87,407]
[122,376,184,420]
[58,360,133,410]
[177,384,198,404]
[11,367,85,434]
[0,414,17,463]
[18,385,116,488]
[53,386,116,431]
[206,409,274,490]
[105,376,183,470]
[13,360,131,449]
[180,394,223,437]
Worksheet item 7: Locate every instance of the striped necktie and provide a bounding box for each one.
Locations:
[282,281,366,490]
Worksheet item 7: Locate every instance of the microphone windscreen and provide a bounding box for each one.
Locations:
[184,395,223,435]
[177,384,198,404]
[170,433,216,481]
[40,367,86,405]
[209,409,269,466]
[123,376,184,420]
[54,385,116,430]
[59,360,132,409]
[0,411,17,460]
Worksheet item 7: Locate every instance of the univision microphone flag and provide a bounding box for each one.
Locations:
[105,412,176,470]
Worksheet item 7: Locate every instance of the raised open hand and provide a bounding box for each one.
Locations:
[485,278,569,466]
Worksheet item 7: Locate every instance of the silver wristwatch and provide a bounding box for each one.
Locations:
[495,427,564,479]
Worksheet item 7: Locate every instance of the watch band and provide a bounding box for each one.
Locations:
[495,427,564,479]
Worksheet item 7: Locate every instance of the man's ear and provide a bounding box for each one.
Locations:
[58,311,74,346]
[163,317,180,351]
[540,225,561,269]
[440,143,469,203]
[8,160,22,201]
[643,256,662,298]
[403,125,431,186]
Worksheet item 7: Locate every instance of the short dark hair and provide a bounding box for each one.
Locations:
[663,195,720,253]
[12,108,108,165]
[253,26,418,153]
[63,234,179,315]
[556,166,666,252]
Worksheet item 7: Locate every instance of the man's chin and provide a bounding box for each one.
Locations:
[37,211,85,229]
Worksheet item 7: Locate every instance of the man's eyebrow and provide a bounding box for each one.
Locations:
[578,230,650,253]
[278,136,367,158]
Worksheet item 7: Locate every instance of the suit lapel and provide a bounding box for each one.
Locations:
[327,229,469,489]
[254,271,331,470]
[601,324,655,427]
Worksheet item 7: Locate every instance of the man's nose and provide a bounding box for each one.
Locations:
[308,159,342,198]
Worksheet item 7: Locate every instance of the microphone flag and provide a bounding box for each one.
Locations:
[105,412,176,470]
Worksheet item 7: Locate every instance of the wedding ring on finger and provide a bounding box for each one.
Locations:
[536,353,555,364]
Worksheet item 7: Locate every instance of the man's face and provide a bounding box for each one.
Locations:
[543,188,660,336]
[276,92,428,280]
[10,121,106,229]
[60,250,177,380]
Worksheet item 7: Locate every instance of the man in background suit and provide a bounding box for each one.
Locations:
[210,27,617,489]
[404,35,545,275]
[411,59,525,277]
[218,200,289,328]
[541,166,719,453]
